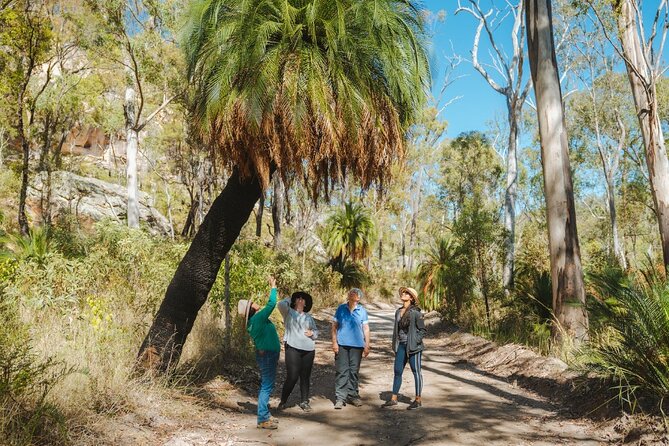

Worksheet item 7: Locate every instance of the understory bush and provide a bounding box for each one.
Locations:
[582,265,669,410]
[0,295,71,446]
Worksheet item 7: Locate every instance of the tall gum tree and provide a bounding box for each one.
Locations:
[138,0,430,371]
[525,0,589,344]
[588,0,669,268]
[613,0,669,269]
[456,0,532,294]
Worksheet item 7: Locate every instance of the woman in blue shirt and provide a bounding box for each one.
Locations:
[331,288,370,409]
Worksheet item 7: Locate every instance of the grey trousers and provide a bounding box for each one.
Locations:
[335,346,363,401]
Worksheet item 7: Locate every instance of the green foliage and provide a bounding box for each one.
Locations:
[417,237,474,313]
[436,132,505,326]
[1,226,51,266]
[581,264,669,408]
[0,297,70,446]
[494,263,553,354]
[328,257,369,289]
[182,0,430,191]
[323,201,377,263]
[2,220,187,312]
[321,201,375,288]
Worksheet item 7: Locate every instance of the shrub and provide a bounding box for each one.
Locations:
[581,265,669,410]
[0,297,71,445]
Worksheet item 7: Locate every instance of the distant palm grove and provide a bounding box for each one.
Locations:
[1,0,669,444]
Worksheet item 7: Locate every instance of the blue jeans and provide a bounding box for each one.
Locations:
[392,343,423,396]
[256,350,279,423]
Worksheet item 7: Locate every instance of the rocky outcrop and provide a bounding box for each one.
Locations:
[28,171,171,235]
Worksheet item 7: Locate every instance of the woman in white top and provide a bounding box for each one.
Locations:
[277,291,318,411]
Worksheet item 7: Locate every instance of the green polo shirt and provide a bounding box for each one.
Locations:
[247,288,281,352]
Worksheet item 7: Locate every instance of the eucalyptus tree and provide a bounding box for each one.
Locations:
[0,0,52,236]
[614,0,669,269]
[525,0,589,344]
[456,0,532,294]
[404,106,446,271]
[138,0,430,371]
[570,21,634,268]
[587,0,669,268]
[87,0,181,229]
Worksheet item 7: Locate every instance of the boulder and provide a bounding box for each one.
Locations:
[27,171,171,235]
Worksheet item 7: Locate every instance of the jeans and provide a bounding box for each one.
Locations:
[392,342,423,396]
[256,350,279,423]
[335,345,363,401]
[281,343,315,404]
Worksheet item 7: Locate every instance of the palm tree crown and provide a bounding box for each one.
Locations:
[182,0,430,193]
[323,201,376,263]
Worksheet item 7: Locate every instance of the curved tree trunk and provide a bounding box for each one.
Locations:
[526,0,589,344]
[138,168,265,371]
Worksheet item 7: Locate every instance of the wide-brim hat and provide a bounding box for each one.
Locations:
[399,286,419,303]
[238,299,252,326]
[290,291,313,313]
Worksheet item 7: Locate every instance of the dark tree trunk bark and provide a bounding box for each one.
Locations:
[224,253,231,345]
[271,175,284,249]
[181,191,199,238]
[255,193,264,237]
[138,168,265,371]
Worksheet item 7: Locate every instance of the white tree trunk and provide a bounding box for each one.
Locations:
[526,0,589,344]
[616,0,669,268]
[503,102,519,292]
[125,86,140,229]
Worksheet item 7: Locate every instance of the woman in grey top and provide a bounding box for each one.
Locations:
[277,291,319,411]
[382,286,426,410]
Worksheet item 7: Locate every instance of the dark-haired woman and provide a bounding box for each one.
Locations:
[277,291,319,411]
[382,286,426,410]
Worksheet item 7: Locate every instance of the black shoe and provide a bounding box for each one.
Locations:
[299,401,312,412]
[277,402,287,411]
[382,399,398,408]
[407,400,422,410]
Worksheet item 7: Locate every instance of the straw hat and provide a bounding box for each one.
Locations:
[237,299,253,326]
[290,291,313,313]
[399,286,419,303]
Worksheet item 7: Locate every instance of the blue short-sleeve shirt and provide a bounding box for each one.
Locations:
[333,303,369,348]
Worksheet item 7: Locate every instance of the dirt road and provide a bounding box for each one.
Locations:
[226,307,604,446]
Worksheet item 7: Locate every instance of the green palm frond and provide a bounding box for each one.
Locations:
[584,268,669,405]
[416,237,474,313]
[181,0,430,191]
[323,201,376,263]
[0,227,51,267]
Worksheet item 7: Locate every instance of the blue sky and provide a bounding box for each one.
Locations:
[422,0,669,139]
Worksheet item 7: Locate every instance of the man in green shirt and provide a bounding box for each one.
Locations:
[238,277,281,429]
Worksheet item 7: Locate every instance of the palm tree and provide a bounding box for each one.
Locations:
[323,202,376,264]
[416,237,473,314]
[138,0,430,371]
[323,201,376,288]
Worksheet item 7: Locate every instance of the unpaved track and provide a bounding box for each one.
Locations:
[231,308,604,446]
